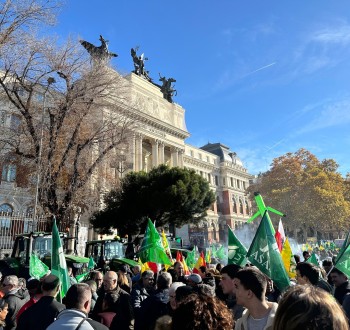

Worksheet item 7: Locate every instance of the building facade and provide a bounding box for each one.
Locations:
[0,72,253,250]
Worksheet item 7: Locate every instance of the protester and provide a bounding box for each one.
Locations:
[273,285,349,330]
[131,265,141,285]
[198,266,216,288]
[330,268,350,304]
[92,271,104,292]
[219,264,244,321]
[168,282,185,314]
[0,299,8,330]
[85,280,98,313]
[93,271,134,330]
[137,272,172,330]
[234,267,278,330]
[131,270,155,322]
[322,259,334,286]
[15,279,42,321]
[47,283,108,330]
[172,293,234,330]
[16,274,65,330]
[94,293,117,328]
[2,275,29,330]
[302,251,310,261]
[117,265,131,293]
[295,262,332,293]
[154,315,172,330]
[185,273,202,287]
[68,267,78,286]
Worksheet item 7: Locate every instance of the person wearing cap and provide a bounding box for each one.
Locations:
[47,283,108,330]
[186,273,202,287]
[16,274,65,330]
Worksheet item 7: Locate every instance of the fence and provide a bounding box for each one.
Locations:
[0,212,73,258]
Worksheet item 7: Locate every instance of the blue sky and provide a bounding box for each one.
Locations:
[52,1,350,176]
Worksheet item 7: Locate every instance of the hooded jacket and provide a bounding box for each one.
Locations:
[235,302,278,330]
[46,309,108,330]
[4,288,30,330]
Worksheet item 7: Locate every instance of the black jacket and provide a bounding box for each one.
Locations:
[16,295,65,330]
[4,288,30,330]
[335,281,350,304]
[94,286,134,330]
[136,288,170,330]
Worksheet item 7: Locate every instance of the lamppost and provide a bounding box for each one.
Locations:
[33,77,55,225]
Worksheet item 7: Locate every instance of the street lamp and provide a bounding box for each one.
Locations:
[33,77,55,224]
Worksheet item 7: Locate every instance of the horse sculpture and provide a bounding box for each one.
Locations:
[130,47,151,81]
[80,35,118,62]
[159,74,177,103]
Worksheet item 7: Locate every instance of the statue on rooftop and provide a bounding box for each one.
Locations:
[80,35,118,63]
[159,74,177,103]
[130,47,152,81]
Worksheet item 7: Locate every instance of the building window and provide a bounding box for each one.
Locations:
[198,153,202,160]
[245,201,249,214]
[239,200,244,214]
[237,180,240,189]
[207,173,211,183]
[223,178,226,186]
[2,164,16,182]
[190,150,194,157]
[230,177,234,187]
[0,203,13,214]
[216,196,221,213]
[232,199,237,214]
[215,175,219,186]
[200,171,203,177]
[206,156,209,162]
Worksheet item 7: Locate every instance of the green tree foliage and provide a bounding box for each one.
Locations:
[247,149,350,240]
[91,165,216,237]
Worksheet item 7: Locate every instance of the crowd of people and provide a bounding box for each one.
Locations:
[0,252,349,330]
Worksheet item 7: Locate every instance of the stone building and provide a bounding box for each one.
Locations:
[0,72,253,250]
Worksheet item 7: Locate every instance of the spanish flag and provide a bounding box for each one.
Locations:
[193,251,206,274]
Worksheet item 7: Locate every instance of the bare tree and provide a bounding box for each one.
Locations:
[0,29,138,226]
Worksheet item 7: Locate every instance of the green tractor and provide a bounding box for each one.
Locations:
[85,238,139,271]
[0,232,89,279]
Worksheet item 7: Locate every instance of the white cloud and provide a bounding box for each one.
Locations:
[297,100,350,134]
[310,25,350,45]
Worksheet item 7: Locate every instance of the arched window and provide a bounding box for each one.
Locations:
[216,196,221,213]
[2,164,16,182]
[0,203,13,213]
[239,200,243,214]
[232,199,237,214]
[245,200,249,214]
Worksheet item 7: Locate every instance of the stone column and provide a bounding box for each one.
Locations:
[158,141,165,164]
[152,140,159,167]
[178,149,184,168]
[136,133,143,171]
[171,147,178,167]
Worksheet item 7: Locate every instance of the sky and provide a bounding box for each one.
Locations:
[51,1,350,176]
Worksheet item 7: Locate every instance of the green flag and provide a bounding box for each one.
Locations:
[334,242,350,278]
[29,253,49,280]
[186,248,196,269]
[76,272,90,283]
[246,212,290,292]
[51,218,70,299]
[336,231,350,263]
[216,245,227,261]
[88,256,95,270]
[139,219,172,265]
[306,252,319,266]
[228,225,247,267]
